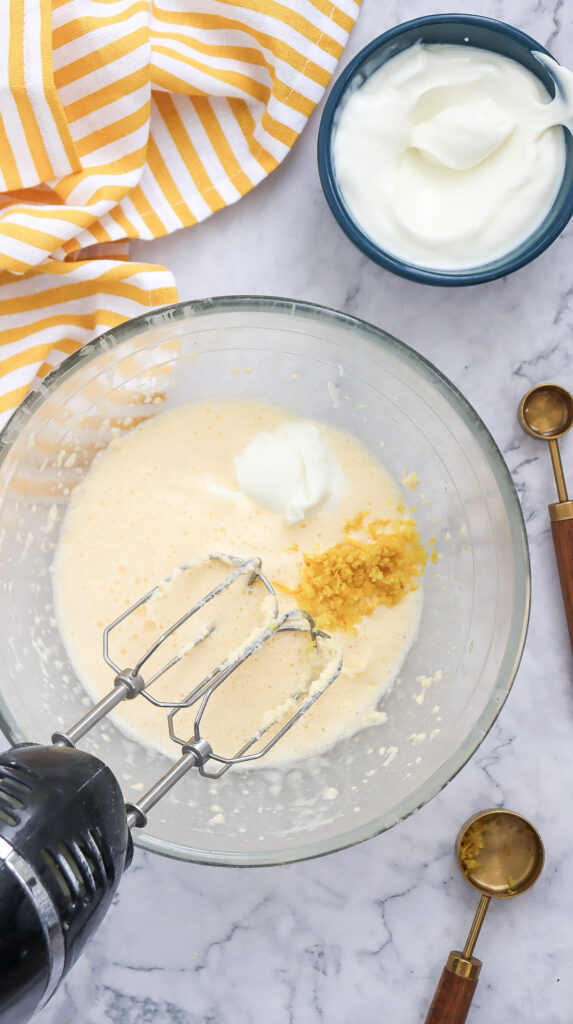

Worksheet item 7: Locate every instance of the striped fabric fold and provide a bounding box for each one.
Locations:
[0,0,360,427]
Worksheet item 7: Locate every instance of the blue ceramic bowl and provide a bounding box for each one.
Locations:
[318,14,573,286]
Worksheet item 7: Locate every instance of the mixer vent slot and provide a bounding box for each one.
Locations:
[3,757,40,780]
[0,765,32,827]
[42,849,74,908]
[41,829,113,916]
[82,827,114,888]
[0,805,18,827]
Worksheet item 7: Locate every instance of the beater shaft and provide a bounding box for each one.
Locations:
[125,748,204,829]
[52,670,145,748]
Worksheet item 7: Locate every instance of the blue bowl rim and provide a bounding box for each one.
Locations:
[317,13,573,287]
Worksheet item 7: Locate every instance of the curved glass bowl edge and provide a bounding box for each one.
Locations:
[0,295,531,866]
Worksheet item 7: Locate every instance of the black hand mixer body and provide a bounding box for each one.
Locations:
[0,744,131,1024]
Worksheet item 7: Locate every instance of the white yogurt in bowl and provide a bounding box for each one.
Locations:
[318,16,573,283]
[331,42,573,271]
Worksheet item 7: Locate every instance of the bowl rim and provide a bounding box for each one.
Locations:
[0,295,531,866]
[317,13,573,287]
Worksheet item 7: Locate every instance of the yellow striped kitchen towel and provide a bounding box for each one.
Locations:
[0,0,360,428]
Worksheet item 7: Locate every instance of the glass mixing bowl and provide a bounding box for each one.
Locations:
[0,297,529,865]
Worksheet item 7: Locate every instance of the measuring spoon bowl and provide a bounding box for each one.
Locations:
[456,808,544,899]
[518,383,573,440]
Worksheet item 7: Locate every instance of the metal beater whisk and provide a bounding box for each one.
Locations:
[0,554,342,1024]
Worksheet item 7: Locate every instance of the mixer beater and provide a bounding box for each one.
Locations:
[0,554,342,1024]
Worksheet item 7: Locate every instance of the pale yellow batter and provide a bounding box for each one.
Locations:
[52,398,424,767]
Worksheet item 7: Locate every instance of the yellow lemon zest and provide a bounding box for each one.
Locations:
[282,515,427,633]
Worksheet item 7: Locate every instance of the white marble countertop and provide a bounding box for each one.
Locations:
[27,1,573,1021]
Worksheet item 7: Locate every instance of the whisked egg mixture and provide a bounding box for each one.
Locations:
[52,398,426,767]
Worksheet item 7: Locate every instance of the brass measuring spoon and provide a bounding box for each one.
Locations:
[518,383,573,653]
[425,809,544,1024]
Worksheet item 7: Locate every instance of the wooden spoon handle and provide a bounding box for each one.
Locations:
[550,508,573,655]
[424,952,481,1024]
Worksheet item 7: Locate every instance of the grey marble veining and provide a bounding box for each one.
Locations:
[16,0,573,1021]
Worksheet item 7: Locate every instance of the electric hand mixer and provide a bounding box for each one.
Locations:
[0,554,342,1024]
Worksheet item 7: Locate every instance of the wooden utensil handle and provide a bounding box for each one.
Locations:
[424,952,481,1024]
[550,512,573,655]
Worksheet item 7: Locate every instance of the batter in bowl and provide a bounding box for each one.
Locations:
[52,398,426,767]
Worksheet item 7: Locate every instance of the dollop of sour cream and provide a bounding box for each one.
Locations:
[234,421,346,524]
[332,43,573,270]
